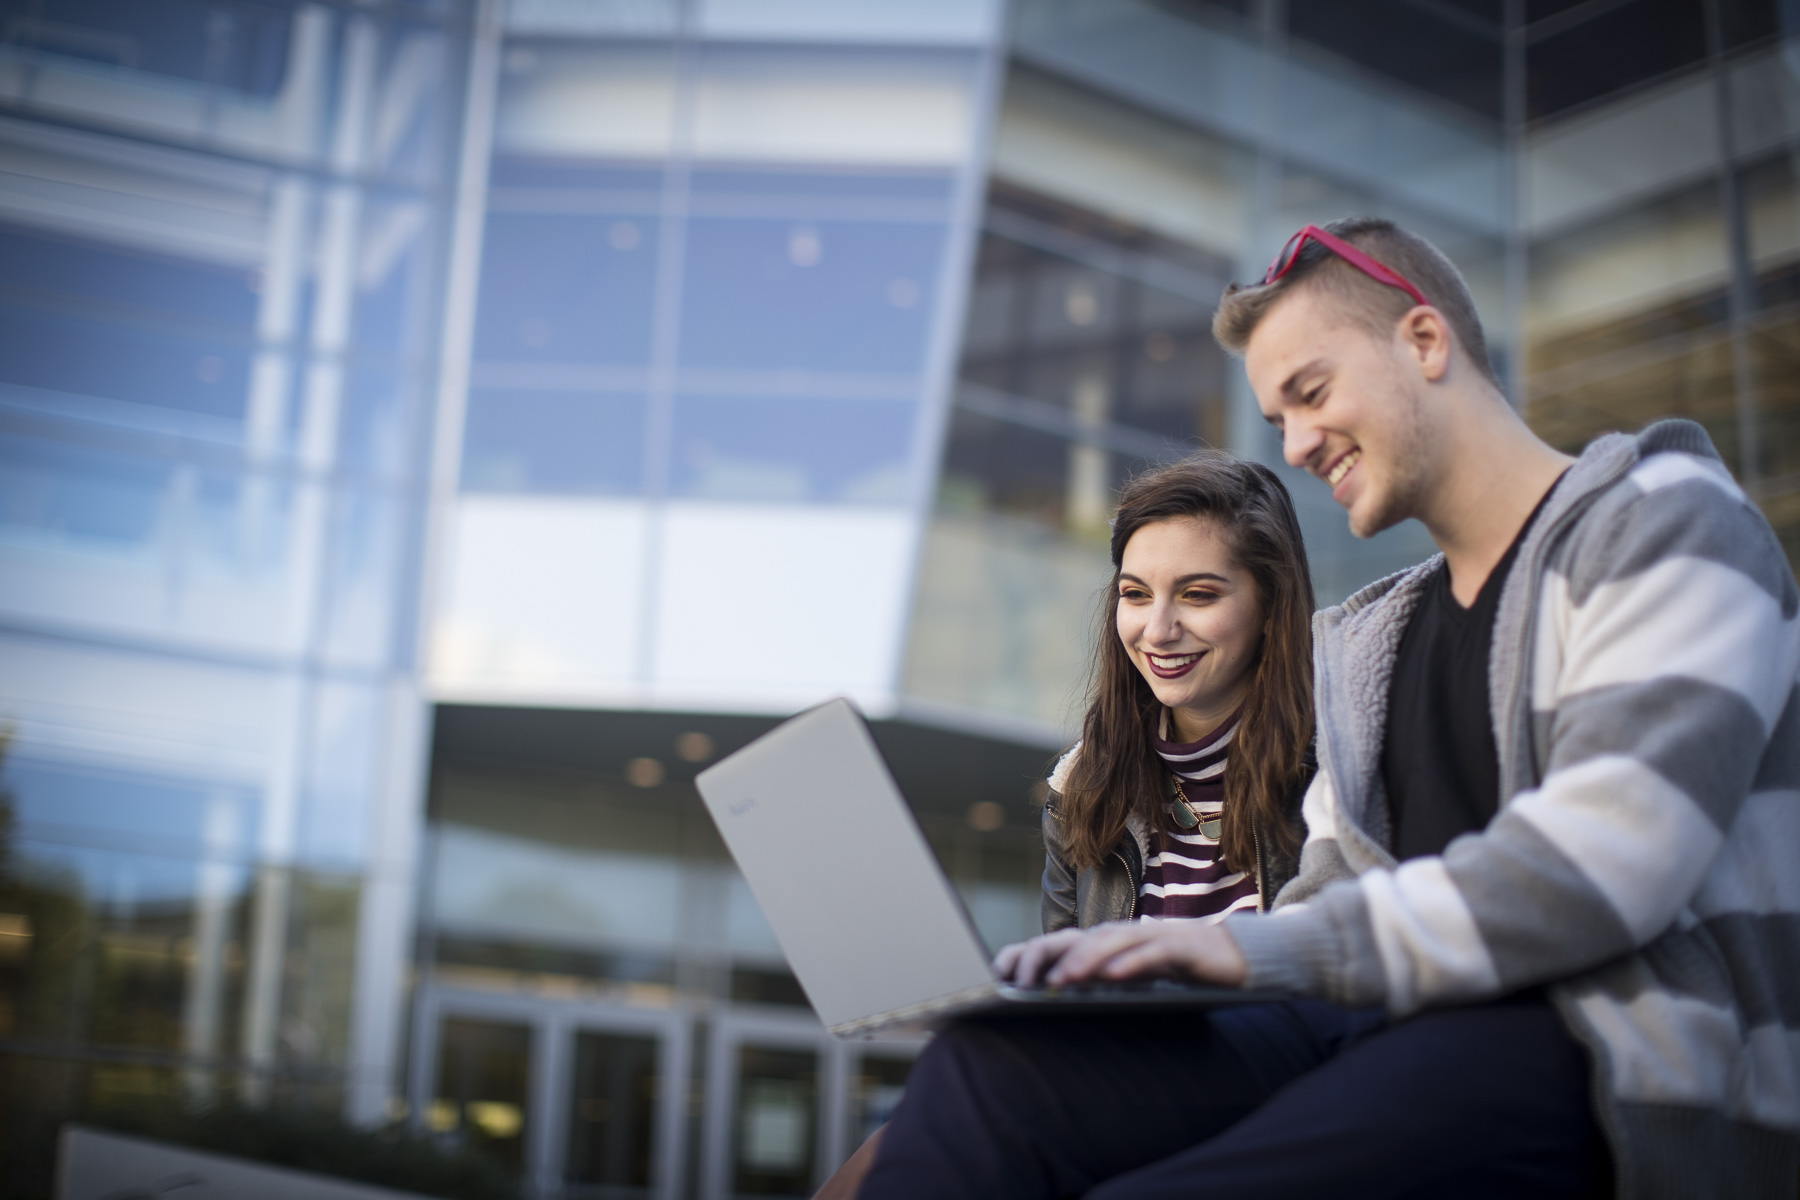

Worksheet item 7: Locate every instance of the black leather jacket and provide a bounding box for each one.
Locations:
[1040,757,1311,932]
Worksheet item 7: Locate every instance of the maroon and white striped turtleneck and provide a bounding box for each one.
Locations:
[1138,712,1260,922]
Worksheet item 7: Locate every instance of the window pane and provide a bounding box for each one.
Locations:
[433,1017,533,1172]
[317,481,412,668]
[850,1055,913,1148]
[13,0,294,98]
[12,1,332,161]
[294,680,384,868]
[936,407,1145,535]
[678,217,943,373]
[957,210,1232,446]
[473,214,659,366]
[0,837,248,1057]
[899,509,1108,728]
[352,198,438,360]
[339,368,424,482]
[431,824,684,951]
[668,395,915,504]
[0,432,304,652]
[428,770,687,955]
[0,225,257,328]
[733,1046,818,1196]
[1288,0,1501,121]
[0,432,172,550]
[3,757,256,862]
[1720,0,1781,49]
[0,304,250,420]
[462,390,647,495]
[690,46,977,167]
[565,1030,660,1193]
[1527,0,1708,121]
[1525,181,1732,465]
[494,44,678,162]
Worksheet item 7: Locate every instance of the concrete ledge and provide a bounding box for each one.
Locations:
[57,1125,444,1200]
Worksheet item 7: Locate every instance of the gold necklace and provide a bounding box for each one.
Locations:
[1171,776,1224,839]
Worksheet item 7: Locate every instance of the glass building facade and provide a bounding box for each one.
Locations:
[2,1,1798,1197]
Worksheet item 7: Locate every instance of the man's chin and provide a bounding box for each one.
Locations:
[1344,493,1405,540]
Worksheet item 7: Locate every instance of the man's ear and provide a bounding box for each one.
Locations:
[1399,307,1452,383]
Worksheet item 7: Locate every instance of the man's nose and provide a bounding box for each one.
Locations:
[1283,419,1324,470]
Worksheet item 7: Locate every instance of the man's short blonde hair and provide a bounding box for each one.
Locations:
[1212,216,1499,388]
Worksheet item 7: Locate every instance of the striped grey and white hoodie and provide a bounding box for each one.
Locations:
[1224,419,1800,1199]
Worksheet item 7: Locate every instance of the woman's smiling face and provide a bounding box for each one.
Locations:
[1115,516,1264,742]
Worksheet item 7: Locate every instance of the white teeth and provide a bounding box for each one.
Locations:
[1149,653,1199,668]
[1326,449,1361,487]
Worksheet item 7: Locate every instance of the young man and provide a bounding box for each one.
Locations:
[855,217,1800,1199]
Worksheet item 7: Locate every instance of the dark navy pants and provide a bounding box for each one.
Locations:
[859,992,1610,1199]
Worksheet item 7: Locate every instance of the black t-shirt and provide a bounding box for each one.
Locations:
[1383,483,1561,861]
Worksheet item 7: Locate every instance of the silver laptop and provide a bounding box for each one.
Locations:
[695,697,1278,1038]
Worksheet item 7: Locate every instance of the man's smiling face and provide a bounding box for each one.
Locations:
[1245,285,1432,539]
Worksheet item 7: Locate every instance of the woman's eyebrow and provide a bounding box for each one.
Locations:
[1117,572,1229,587]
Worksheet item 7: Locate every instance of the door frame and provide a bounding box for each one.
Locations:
[410,984,693,1200]
[699,1005,844,1200]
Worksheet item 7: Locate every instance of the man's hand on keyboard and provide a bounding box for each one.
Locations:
[996,921,1248,989]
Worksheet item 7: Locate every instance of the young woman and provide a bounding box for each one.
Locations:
[813,452,1316,1200]
[1025,451,1316,949]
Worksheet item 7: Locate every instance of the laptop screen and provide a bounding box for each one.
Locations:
[696,698,996,1029]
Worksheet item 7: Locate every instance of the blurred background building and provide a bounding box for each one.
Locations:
[1,0,1796,1197]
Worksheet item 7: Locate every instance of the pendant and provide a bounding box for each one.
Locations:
[1172,798,1200,829]
[1198,816,1223,840]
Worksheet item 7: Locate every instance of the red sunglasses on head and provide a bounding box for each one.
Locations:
[1262,224,1430,308]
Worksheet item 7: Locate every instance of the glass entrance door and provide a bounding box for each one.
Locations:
[700,1010,834,1200]
[412,984,920,1199]
[411,986,691,1200]
[431,1015,535,1172]
[564,1027,665,1197]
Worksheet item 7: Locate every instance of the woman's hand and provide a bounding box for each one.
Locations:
[997,921,1249,988]
[992,928,1086,987]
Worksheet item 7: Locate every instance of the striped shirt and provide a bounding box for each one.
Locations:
[1138,714,1261,923]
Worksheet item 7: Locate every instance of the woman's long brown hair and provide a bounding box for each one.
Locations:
[1059,452,1315,873]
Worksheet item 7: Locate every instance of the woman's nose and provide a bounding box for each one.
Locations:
[1146,601,1182,644]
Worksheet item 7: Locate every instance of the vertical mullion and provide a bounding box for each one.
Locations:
[633,7,698,695]
[530,1006,566,1199]
[656,1012,692,1200]
[1704,0,1762,487]
[1503,0,1528,411]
